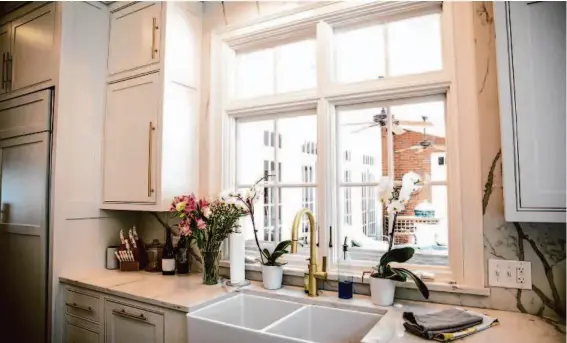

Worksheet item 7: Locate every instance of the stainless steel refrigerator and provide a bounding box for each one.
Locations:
[0,89,52,343]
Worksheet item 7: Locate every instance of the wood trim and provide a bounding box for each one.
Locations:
[446,2,484,286]
[220,2,442,51]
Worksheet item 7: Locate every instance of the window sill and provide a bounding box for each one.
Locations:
[219,260,490,296]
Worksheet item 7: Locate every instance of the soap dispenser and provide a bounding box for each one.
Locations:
[338,236,354,299]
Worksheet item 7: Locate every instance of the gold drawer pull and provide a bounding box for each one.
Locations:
[112,308,148,323]
[65,302,93,312]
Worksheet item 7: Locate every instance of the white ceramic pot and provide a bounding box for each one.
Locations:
[262,265,283,290]
[370,277,396,306]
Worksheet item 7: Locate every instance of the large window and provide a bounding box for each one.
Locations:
[214,2,485,291]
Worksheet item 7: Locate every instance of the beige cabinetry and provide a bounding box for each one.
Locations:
[101,2,202,211]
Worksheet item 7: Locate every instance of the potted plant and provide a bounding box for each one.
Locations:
[363,247,429,306]
[170,194,247,285]
[260,240,292,289]
[363,172,430,306]
[229,176,292,290]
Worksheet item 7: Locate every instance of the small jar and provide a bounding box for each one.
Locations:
[145,239,163,272]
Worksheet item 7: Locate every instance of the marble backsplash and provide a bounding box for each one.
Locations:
[135,1,565,330]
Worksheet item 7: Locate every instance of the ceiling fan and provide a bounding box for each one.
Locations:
[395,116,445,153]
[343,108,433,135]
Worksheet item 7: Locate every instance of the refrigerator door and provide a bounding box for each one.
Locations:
[0,90,51,343]
[0,132,50,343]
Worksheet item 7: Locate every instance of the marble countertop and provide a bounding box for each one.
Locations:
[244,285,564,343]
[59,269,232,312]
[60,270,564,342]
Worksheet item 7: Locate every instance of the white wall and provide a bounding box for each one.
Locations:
[50,3,133,342]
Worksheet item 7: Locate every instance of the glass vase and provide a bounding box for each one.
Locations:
[202,250,220,285]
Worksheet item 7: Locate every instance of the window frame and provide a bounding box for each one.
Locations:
[208,1,486,294]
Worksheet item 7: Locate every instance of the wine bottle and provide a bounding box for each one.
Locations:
[162,228,175,275]
[176,235,189,275]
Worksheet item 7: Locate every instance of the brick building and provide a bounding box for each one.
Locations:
[381,129,446,215]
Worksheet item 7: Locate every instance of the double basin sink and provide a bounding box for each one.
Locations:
[187,292,385,343]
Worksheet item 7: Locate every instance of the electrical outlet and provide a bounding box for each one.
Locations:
[488,259,532,289]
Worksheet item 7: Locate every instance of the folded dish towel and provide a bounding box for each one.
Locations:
[403,308,499,342]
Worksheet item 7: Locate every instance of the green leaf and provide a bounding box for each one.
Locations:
[374,265,406,282]
[262,248,272,261]
[380,247,415,267]
[274,240,292,253]
[394,267,429,299]
[270,250,287,261]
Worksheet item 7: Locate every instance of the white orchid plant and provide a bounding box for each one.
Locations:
[360,171,430,300]
[220,175,292,266]
[378,171,423,251]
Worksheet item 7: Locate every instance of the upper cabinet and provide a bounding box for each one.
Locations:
[103,73,160,204]
[10,3,56,92]
[101,2,202,211]
[0,3,56,99]
[108,2,161,77]
[495,2,566,223]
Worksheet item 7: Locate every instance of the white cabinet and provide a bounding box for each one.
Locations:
[495,2,566,222]
[65,322,99,343]
[105,300,164,343]
[108,2,161,76]
[61,285,187,343]
[10,3,56,92]
[103,73,159,204]
[101,2,202,211]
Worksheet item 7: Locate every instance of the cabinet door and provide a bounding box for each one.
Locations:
[0,24,10,95]
[10,3,56,92]
[103,73,159,204]
[65,322,99,343]
[496,2,566,221]
[108,2,161,76]
[104,300,164,343]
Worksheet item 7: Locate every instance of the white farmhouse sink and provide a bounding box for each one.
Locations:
[190,294,303,330]
[187,293,383,343]
[266,305,381,343]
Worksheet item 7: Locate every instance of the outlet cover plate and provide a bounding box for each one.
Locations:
[488,259,532,289]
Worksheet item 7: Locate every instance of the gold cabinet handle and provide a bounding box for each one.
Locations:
[151,17,159,59]
[65,302,93,313]
[112,309,148,323]
[1,52,5,89]
[148,122,156,197]
[7,52,11,91]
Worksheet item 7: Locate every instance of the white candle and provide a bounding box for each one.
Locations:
[230,232,245,284]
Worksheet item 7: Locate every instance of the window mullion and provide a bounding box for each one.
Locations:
[383,20,390,77]
[386,105,394,180]
[274,119,280,243]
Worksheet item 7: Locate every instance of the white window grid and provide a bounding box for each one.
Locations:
[301,165,316,242]
[213,1,486,290]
